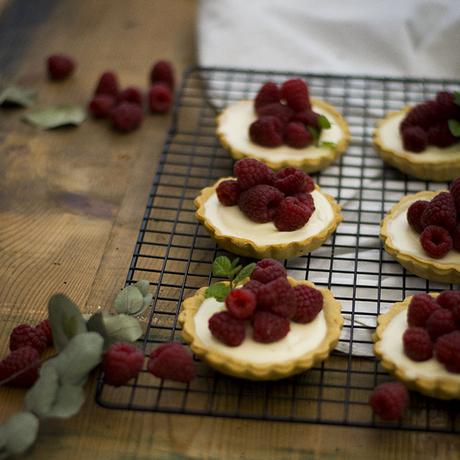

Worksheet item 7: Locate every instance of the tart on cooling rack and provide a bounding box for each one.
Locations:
[374,291,460,399]
[380,180,460,283]
[194,158,342,259]
[373,91,460,181]
[216,79,350,173]
[179,259,343,380]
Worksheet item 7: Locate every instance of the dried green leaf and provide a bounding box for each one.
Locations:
[25,364,59,418]
[205,282,230,301]
[22,104,85,129]
[102,313,143,344]
[0,412,39,455]
[233,263,256,285]
[318,114,331,129]
[448,119,460,137]
[0,85,37,108]
[45,384,85,419]
[114,285,144,315]
[134,280,150,297]
[212,256,233,277]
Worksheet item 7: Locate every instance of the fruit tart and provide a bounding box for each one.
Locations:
[374,291,460,399]
[380,178,460,283]
[194,158,342,259]
[179,259,343,380]
[216,79,350,173]
[374,91,460,181]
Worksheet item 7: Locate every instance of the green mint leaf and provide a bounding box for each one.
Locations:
[448,119,460,137]
[25,364,60,418]
[113,285,144,315]
[319,141,337,149]
[205,282,231,301]
[0,85,37,108]
[0,412,39,455]
[134,279,150,297]
[233,263,256,286]
[230,257,240,268]
[307,126,320,145]
[22,104,85,129]
[45,384,85,419]
[212,256,233,277]
[228,265,243,280]
[318,114,331,129]
[101,313,143,344]
[453,91,460,106]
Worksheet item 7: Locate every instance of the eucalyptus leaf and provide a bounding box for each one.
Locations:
[318,114,331,129]
[448,119,460,137]
[212,256,233,277]
[141,293,153,313]
[134,279,150,297]
[205,282,230,301]
[0,412,39,455]
[0,85,37,108]
[25,364,59,418]
[48,294,87,352]
[45,385,85,419]
[86,312,107,338]
[22,104,85,129]
[319,141,337,149]
[233,263,256,285]
[113,285,144,315]
[102,313,143,344]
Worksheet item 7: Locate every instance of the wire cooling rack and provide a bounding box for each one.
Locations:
[95,67,460,432]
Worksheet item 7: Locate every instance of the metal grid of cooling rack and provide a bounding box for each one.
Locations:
[95,67,460,432]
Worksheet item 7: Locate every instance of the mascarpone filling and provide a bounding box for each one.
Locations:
[203,189,335,245]
[378,112,460,162]
[379,309,460,382]
[194,297,327,365]
[217,100,345,162]
[386,196,460,265]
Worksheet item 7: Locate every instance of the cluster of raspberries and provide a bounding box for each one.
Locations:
[208,259,324,346]
[249,79,328,148]
[403,291,460,373]
[216,158,316,231]
[406,177,460,258]
[47,54,174,133]
[0,319,52,387]
[400,91,460,152]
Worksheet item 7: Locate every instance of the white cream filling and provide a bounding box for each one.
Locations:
[378,112,460,162]
[217,100,344,162]
[386,197,460,264]
[194,297,327,365]
[204,189,334,245]
[380,309,460,382]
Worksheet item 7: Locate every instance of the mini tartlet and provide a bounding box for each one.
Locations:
[380,190,460,283]
[374,294,460,399]
[179,277,343,380]
[195,177,342,259]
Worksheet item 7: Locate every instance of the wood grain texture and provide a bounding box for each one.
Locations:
[1,1,460,459]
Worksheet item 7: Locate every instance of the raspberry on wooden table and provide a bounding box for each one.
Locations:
[369,382,409,421]
[148,342,196,382]
[216,179,241,206]
[47,54,75,80]
[449,177,460,214]
[425,308,457,341]
[150,60,175,89]
[252,311,290,343]
[225,288,256,320]
[95,71,119,98]
[249,116,284,147]
[420,225,453,258]
[88,94,116,118]
[118,86,143,106]
[102,342,144,386]
[284,122,313,149]
[407,293,439,327]
[148,83,173,113]
[238,184,284,223]
[428,122,457,148]
[208,311,245,347]
[256,102,294,125]
[434,331,460,373]
[292,284,323,324]
[250,258,286,284]
[402,327,433,361]
[10,324,47,353]
[233,158,274,190]
[254,81,280,110]
[273,197,313,231]
[0,346,40,387]
[110,102,143,132]
[401,126,428,152]
[280,79,310,112]
[274,167,310,195]
[406,200,429,233]
[256,277,297,318]
[36,319,53,347]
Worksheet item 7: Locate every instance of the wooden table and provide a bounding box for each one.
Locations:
[1,1,460,458]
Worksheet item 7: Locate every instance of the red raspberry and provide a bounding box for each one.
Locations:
[273,197,313,231]
[36,319,53,347]
[450,224,460,251]
[250,258,287,284]
[292,284,323,323]
[46,54,75,80]
[435,331,460,373]
[274,167,310,195]
[252,311,290,343]
[216,179,241,206]
[10,324,47,353]
[436,91,460,118]
[110,102,143,132]
[95,71,119,98]
[208,311,245,347]
[420,225,453,258]
[284,122,314,148]
[150,60,174,89]
[402,327,433,361]
[225,288,256,319]
[293,192,315,211]
[369,382,409,421]
[427,122,457,148]
[256,277,297,318]
[88,94,116,118]
[242,279,263,296]
[407,294,439,327]
[102,342,144,386]
[401,126,428,152]
[0,346,40,387]
[254,81,280,110]
[256,102,294,125]
[401,101,443,131]
[148,342,196,382]
[436,290,460,314]
[421,192,456,232]
[425,308,456,340]
[406,200,429,233]
[233,158,274,190]
[118,86,143,106]
[249,116,284,147]
[148,83,173,113]
[238,184,284,223]
[280,79,310,112]
[291,109,320,128]
[449,177,460,214]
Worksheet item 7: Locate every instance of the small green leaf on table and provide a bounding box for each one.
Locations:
[0,412,39,456]
[22,104,85,129]
[0,85,37,108]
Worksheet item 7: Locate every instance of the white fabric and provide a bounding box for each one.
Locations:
[198,0,460,78]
